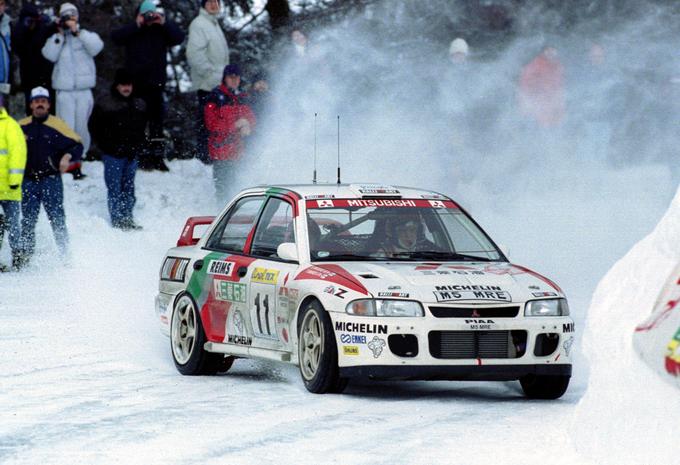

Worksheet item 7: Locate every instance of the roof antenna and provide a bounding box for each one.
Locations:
[336,115,341,185]
[313,112,318,184]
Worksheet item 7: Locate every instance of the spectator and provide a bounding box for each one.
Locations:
[0,0,11,96]
[291,29,307,57]
[187,0,229,165]
[246,71,271,122]
[448,37,469,64]
[0,93,27,271]
[12,2,57,114]
[42,2,103,180]
[18,86,83,266]
[111,0,185,172]
[518,46,566,128]
[205,64,255,204]
[90,69,146,231]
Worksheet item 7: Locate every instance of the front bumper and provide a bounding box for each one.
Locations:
[340,363,572,381]
[331,310,576,373]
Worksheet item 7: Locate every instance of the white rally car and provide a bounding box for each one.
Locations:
[156,184,574,398]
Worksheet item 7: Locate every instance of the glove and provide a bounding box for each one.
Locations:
[9,185,18,190]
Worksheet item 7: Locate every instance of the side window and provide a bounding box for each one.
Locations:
[206,196,265,253]
[251,197,295,258]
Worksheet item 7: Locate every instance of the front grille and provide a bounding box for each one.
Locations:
[428,306,520,318]
[429,330,527,359]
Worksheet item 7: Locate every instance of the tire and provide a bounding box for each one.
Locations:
[297,300,348,394]
[520,374,570,399]
[171,293,225,375]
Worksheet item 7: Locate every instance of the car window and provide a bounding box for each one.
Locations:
[251,197,295,259]
[206,196,265,253]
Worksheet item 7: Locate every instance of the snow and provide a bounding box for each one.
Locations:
[0,160,677,464]
[572,184,680,464]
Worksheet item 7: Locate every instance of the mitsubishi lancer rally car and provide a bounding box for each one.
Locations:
[156,184,574,399]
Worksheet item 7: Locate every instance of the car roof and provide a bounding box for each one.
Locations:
[239,183,451,200]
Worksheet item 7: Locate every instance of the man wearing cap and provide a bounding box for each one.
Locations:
[187,0,229,164]
[448,37,469,64]
[0,93,27,271]
[18,86,83,265]
[204,64,255,204]
[42,2,103,180]
[90,69,147,231]
[112,0,185,172]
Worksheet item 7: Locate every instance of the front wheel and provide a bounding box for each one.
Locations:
[171,293,227,375]
[520,374,570,399]
[298,301,347,393]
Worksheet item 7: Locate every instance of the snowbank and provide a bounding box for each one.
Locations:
[572,184,680,464]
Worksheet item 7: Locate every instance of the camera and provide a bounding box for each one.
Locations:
[142,11,159,23]
[58,14,75,28]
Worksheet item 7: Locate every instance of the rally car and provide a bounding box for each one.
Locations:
[156,184,574,398]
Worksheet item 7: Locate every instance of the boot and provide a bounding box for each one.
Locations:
[11,250,27,271]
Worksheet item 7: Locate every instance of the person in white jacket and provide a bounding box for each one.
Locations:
[41,3,102,178]
[186,0,229,164]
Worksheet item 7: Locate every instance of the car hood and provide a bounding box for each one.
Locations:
[326,261,564,304]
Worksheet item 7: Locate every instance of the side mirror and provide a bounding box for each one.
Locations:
[277,242,299,262]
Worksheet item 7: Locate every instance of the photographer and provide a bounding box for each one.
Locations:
[12,3,58,115]
[112,0,184,172]
[41,3,102,180]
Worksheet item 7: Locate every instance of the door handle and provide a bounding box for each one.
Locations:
[193,259,204,271]
[237,266,248,278]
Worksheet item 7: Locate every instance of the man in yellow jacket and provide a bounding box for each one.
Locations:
[0,95,28,271]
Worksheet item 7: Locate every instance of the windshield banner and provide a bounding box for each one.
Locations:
[305,199,459,209]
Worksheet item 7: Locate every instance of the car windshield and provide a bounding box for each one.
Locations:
[306,198,503,262]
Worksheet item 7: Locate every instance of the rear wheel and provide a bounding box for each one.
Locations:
[171,293,227,375]
[520,374,570,399]
[298,300,347,393]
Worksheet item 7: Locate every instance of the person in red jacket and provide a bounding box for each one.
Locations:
[204,64,256,204]
[517,46,565,128]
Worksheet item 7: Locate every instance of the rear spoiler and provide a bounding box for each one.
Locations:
[177,216,215,247]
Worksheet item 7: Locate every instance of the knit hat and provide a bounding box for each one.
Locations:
[201,0,217,6]
[30,86,50,101]
[113,69,134,86]
[59,2,78,17]
[20,3,40,19]
[449,38,469,56]
[139,0,156,15]
[223,64,241,78]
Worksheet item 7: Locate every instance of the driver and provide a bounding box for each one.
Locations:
[375,214,437,258]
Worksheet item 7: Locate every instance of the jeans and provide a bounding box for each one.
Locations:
[102,155,137,226]
[212,159,238,207]
[21,175,68,256]
[0,200,21,253]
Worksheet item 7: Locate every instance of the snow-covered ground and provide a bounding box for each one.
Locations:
[0,159,677,464]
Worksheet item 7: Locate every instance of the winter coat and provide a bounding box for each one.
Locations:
[11,5,57,90]
[41,29,103,91]
[111,21,184,86]
[0,13,11,85]
[518,52,565,127]
[0,108,27,202]
[204,84,256,161]
[19,114,83,180]
[187,8,229,92]
[90,88,148,159]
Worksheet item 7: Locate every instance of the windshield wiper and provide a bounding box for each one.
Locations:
[401,251,493,262]
[314,253,387,261]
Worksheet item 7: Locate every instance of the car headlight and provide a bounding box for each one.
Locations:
[346,299,424,317]
[525,298,570,317]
